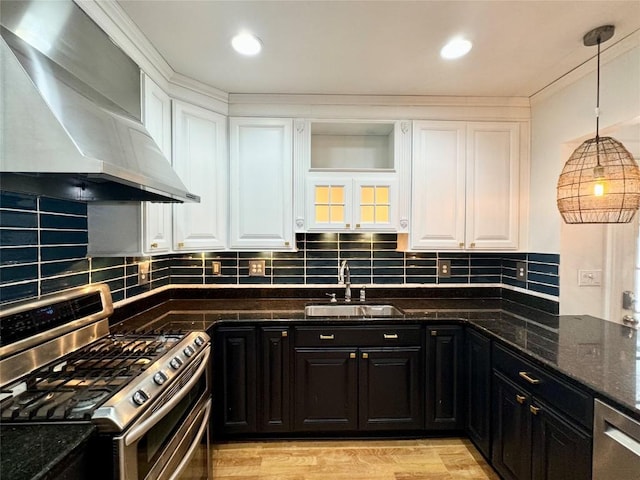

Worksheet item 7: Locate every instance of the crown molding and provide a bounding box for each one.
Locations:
[531,29,640,105]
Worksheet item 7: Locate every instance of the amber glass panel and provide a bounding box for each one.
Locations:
[361,186,375,205]
[329,186,344,204]
[316,205,329,223]
[315,186,329,204]
[330,205,344,223]
[375,205,390,223]
[375,186,389,204]
[361,205,375,223]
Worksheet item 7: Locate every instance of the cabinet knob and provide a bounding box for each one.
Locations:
[284,241,290,246]
[530,405,541,415]
[431,330,438,336]
[349,352,356,359]
[459,242,465,248]
[515,394,526,405]
[346,223,351,228]
[519,371,541,385]
[470,242,476,248]
[177,242,185,248]
[362,352,369,359]
[150,242,158,248]
[355,223,361,228]
[281,331,288,337]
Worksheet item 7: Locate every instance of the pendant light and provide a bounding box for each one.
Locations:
[557,25,640,224]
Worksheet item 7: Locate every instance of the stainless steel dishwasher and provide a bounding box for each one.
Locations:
[593,399,640,480]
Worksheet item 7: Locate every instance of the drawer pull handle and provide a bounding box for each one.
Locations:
[150,242,158,248]
[362,352,369,359]
[530,405,541,415]
[519,371,541,385]
[319,334,335,340]
[515,394,526,405]
[349,352,356,359]
[431,330,437,336]
[281,331,288,337]
[384,334,398,339]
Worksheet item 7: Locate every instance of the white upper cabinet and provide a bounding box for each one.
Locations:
[87,74,174,257]
[173,101,227,251]
[229,117,294,250]
[298,120,410,232]
[142,75,173,253]
[411,120,520,250]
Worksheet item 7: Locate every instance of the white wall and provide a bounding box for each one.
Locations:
[530,41,640,316]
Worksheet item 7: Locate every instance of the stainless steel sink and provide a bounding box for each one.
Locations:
[304,304,404,317]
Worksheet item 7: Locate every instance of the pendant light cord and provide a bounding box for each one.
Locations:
[595,37,601,166]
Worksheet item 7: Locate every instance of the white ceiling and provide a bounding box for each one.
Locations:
[117,0,640,97]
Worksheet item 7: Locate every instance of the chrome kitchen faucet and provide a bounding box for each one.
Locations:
[338,260,351,302]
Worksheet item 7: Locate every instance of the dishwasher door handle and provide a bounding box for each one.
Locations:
[605,421,640,456]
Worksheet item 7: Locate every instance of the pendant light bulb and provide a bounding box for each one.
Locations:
[593,164,605,197]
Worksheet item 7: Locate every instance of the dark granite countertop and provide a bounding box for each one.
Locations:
[0,423,95,480]
[115,297,639,420]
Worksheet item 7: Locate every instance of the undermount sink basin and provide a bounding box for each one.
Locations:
[304,304,404,317]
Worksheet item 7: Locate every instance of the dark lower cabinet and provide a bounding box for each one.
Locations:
[294,348,358,431]
[531,399,592,480]
[492,350,592,480]
[465,328,491,458]
[213,326,257,435]
[359,347,424,430]
[492,371,533,480]
[426,325,464,430]
[260,327,291,432]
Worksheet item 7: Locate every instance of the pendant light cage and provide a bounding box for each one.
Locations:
[556,24,640,224]
[557,136,640,223]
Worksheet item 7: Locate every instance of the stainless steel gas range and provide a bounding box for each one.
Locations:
[0,284,211,480]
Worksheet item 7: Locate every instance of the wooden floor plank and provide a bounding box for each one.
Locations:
[211,439,499,480]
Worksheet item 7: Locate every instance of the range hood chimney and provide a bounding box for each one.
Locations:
[0,0,199,203]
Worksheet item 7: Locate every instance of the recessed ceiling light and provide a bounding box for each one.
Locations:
[440,37,473,60]
[231,32,262,56]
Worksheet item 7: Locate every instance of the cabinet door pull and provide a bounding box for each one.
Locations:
[362,352,369,359]
[319,334,335,340]
[383,333,398,339]
[515,394,526,405]
[430,330,437,336]
[530,405,541,415]
[519,371,541,385]
[150,242,158,249]
[281,331,288,337]
[349,352,356,359]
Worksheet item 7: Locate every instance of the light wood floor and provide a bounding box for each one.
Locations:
[212,438,500,480]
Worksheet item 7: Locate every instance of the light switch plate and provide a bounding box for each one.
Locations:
[578,269,602,286]
[211,261,221,276]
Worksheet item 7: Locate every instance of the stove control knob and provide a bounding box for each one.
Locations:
[153,371,168,385]
[132,390,149,406]
[184,346,195,357]
[194,336,205,347]
[170,357,183,370]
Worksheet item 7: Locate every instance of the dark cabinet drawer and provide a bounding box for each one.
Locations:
[493,343,593,429]
[294,325,422,347]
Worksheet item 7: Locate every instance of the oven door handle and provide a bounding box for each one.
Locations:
[168,399,211,480]
[124,346,210,446]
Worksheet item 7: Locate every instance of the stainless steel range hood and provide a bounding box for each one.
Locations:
[0,0,199,203]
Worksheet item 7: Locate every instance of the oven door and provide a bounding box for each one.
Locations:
[115,345,211,480]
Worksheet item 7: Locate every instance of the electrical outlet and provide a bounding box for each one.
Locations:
[578,269,602,286]
[516,262,527,280]
[438,260,451,278]
[211,261,222,276]
[248,259,266,276]
[138,261,150,285]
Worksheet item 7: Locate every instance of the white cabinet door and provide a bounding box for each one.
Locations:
[87,74,174,257]
[229,117,294,250]
[143,75,172,254]
[306,175,398,231]
[411,121,520,250]
[411,121,466,249]
[173,101,227,251]
[466,122,519,249]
